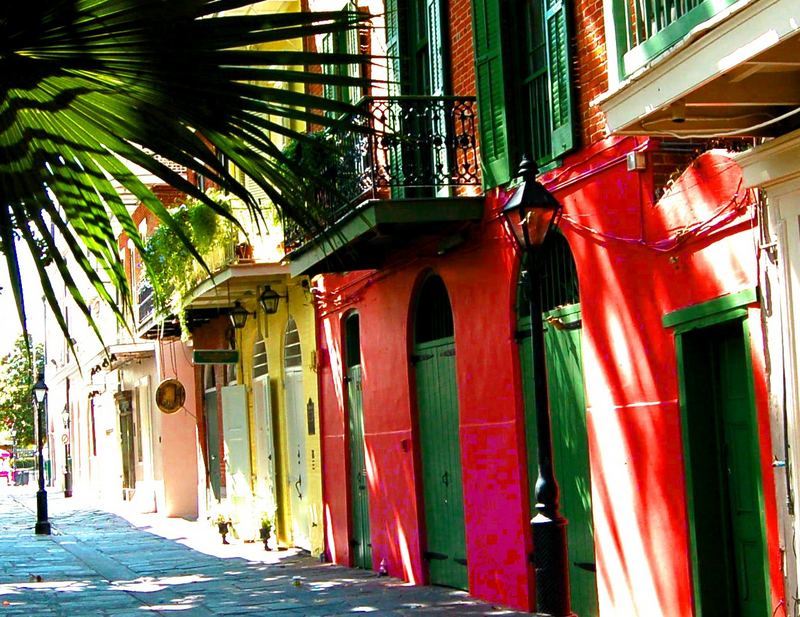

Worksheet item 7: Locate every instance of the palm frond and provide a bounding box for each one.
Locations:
[0,0,371,350]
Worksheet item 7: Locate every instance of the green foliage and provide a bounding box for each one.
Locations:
[0,336,44,447]
[144,191,237,313]
[280,131,351,242]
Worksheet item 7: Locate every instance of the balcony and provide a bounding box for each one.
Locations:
[285,96,485,276]
[136,227,288,340]
[599,0,800,137]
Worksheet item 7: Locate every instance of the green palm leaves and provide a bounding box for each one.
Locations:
[0,0,366,344]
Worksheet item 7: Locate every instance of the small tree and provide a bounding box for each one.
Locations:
[0,336,44,447]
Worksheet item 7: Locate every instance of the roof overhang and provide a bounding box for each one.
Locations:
[598,0,800,137]
[184,261,290,310]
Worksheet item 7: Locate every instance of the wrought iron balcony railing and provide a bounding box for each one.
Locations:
[612,0,740,78]
[284,95,479,248]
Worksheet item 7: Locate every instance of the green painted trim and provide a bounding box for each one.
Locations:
[662,288,756,332]
[609,0,631,86]
[674,334,704,615]
[621,0,741,77]
[741,318,773,608]
[288,197,484,276]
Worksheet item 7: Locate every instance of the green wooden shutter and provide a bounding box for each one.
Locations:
[385,0,404,192]
[427,0,445,96]
[544,0,575,158]
[472,0,511,188]
[385,0,402,96]
[346,3,361,104]
[321,32,336,105]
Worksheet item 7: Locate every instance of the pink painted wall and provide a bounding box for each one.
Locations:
[317,137,784,614]
[157,339,200,518]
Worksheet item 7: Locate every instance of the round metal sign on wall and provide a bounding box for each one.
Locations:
[155,379,186,414]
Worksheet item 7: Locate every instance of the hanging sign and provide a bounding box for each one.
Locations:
[193,349,240,365]
[155,379,186,414]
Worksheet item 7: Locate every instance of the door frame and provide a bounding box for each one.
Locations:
[665,288,770,614]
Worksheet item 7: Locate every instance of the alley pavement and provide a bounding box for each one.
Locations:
[0,487,528,616]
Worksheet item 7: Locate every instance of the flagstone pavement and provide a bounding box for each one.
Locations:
[0,486,529,616]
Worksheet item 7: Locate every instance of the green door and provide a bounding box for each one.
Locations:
[519,304,598,616]
[204,387,221,501]
[680,321,769,617]
[415,338,468,589]
[119,410,136,490]
[348,364,372,569]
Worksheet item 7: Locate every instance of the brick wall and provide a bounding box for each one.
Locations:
[573,0,609,147]
[448,0,476,96]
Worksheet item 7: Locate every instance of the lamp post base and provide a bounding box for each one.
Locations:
[35,490,51,535]
[532,512,573,617]
[64,471,73,498]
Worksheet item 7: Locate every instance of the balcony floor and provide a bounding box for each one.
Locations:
[288,196,485,277]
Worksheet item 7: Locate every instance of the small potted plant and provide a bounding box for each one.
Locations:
[214,514,231,545]
[259,515,272,551]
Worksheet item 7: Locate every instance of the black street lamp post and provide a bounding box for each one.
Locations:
[62,407,72,498]
[502,156,572,617]
[31,372,51,535]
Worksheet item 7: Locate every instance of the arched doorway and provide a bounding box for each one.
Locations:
[283,316,311,550]
[345,313,372,569]
[413,274,467,589]
[517,233,598,616]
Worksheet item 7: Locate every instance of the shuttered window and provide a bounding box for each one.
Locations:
[385,0,402,95]
[472,0,512,187]
[321,2,362,107]
[284,317,303,370]
[472,0,575,188]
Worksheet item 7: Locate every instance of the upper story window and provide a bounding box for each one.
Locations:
[472,0,576,188]
[385,0,448,96]
[321,2,363,106]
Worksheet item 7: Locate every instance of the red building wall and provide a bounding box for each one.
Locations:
[315,0,784,612]
[318,138,783,613]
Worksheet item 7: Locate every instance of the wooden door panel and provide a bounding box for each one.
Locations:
[221,385,252,502]
[348,365,372,569]
[204,391,221,500]
[416,340,467,589]
[284,370,311,551]
[543,306,598,617]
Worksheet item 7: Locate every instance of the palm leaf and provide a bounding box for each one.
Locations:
[0,0,370,350]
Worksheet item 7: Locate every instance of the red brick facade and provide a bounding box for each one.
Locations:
[574,0,609,146]
[448,0,476,96]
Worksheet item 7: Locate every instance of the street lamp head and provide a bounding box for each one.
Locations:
[502,156,562,251]
[258,286,283,315]
[229,301,250,330]
[32,372,47,406]
[62,406,70,428]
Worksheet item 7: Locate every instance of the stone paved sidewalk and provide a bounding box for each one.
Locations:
[0,487,528,616]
